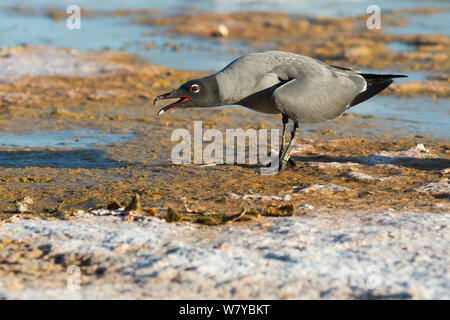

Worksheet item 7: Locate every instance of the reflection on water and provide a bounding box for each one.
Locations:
[0,148,129,169]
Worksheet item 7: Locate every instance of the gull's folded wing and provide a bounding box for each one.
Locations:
[271,60,366,123]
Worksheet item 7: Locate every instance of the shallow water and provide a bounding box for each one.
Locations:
[0,129,131,148]
[0,0,448,71]
[1,0,448,17]
[346,96,450,138]
[388,11,450,35]
[0,10,246,72]
[386,41,415,53]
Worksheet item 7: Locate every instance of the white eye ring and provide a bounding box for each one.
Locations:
[189,84,200,93]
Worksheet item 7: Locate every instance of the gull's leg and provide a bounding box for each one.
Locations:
[279,122,299,172]
[264,114,289,169]
[279,114,289,159]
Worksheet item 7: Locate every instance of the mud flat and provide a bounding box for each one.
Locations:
[0,45,448,299]
[0,46,447,215]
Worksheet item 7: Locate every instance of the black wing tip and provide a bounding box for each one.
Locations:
[388,74,408,78]
[359,73,408,79]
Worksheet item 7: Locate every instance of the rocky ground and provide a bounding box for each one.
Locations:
[0,7,449,299]
[1,211,449,299]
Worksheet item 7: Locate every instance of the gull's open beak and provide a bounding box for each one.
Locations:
[153,91,191,116]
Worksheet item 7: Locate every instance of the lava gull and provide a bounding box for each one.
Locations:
[154,51,406,171]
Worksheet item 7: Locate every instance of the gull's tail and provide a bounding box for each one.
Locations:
[350,73,407,107]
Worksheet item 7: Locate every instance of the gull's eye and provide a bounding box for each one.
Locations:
[189,84,200,93]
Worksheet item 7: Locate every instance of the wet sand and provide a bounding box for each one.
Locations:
[0,46,448,218]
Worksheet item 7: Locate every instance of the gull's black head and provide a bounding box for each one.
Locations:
[153,76,219,116]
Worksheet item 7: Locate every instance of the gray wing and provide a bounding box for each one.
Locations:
[271,58,366,124]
